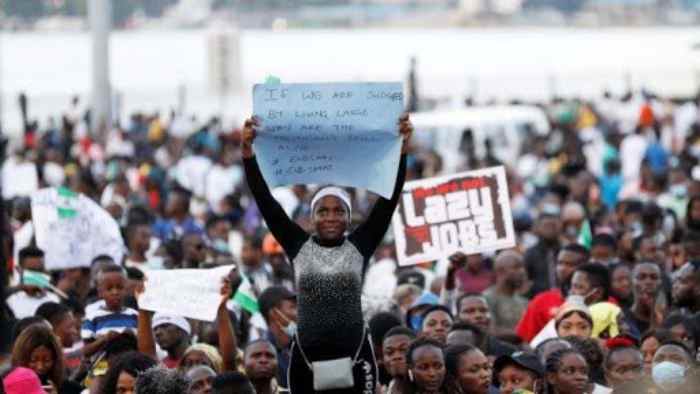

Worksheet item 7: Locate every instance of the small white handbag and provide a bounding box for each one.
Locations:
[294,326,366,391]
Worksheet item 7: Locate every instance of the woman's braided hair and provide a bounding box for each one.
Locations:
[545,347,584,374]
[545,347,587,394]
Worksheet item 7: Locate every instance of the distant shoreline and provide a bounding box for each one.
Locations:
[2,27,699,134]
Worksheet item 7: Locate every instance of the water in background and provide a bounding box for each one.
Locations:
[2,27,700,134]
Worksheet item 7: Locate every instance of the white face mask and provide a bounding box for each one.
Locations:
[147,256,165,270]
[284,321,297,338]
[652,361,687,391]
[565,225,579,238]
[212,238,230,254]
[669,183,687,198]
[690,144,700,159]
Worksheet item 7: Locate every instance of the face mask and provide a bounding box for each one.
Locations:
[565,225,579,238]
[22,270,51,288]
[630,221,643,237]
[582,288,600,304]
[652,361,687,391]
[565,295,586,304]
[410,315,423,332]
[670,183,687,198]
[147,256,165,270]
[212,238,230,254]
[691,144,700,159]
[284,321,297,338]
[663,215,676,236]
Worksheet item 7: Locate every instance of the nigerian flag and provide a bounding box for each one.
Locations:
[232,276,268,334]
[577,220,592,249]
[233,277,259,314]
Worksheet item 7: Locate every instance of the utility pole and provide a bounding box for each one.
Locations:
[0,27,3,137]
[88,0,112,143]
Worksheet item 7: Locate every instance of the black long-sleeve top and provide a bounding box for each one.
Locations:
[244,154,407,359]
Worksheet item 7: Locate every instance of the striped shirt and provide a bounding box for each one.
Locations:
[81,300,138,340]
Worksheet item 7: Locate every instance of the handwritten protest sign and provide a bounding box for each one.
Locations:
[392,166,516,266]
[139,265,233,322]
[253,82,404,198]
[31,188,125,270]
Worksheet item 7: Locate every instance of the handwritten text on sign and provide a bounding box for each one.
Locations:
[253,82,404,198]
[139,265,233,322]
[31,188,125,271]
[392,167,516,266]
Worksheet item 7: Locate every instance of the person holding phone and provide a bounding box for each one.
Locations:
[241,114,412,393]
[10,323,82,394]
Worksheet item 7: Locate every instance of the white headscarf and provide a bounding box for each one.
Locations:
[311,186,352,220]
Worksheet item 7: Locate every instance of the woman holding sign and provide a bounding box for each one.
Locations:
[241,114,412,393]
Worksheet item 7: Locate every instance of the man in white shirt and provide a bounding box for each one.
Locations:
[205,144,244,213]
[6,246,59,319]
[620,128,649,185]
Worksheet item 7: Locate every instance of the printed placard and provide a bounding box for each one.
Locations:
[392,167,515,266]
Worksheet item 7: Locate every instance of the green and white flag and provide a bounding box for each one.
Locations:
[577,220,592,250]
[232,276,268,334]
[233,277,259,314]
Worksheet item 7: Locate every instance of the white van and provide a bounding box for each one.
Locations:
[409,105,551,173]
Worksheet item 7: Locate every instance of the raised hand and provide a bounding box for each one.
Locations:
[134,276,146,309]
[241,116,260,159]
[447,252,467,273]
[445,252,467,291]
[220,267,242,307]
[220,276,233,307]
[399,112,413,154]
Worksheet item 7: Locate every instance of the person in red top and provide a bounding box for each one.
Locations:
[516,243,589,342]
[454,254,494,295]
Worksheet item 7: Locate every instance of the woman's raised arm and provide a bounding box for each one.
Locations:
[241,117,308,260]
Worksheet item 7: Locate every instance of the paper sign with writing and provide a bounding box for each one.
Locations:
[31,188,125,270]
[392,166,516,266]
[253,82,404,198]
[139,265,233,322]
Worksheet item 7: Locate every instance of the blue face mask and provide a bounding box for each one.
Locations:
[652,361,687,391]
[410,315,423,332]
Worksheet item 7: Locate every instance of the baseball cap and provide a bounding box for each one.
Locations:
[152,314,191,335]
[397,270,425,289]
[493,351,545,384]
[258,286,296,320]
[3,367,46,394]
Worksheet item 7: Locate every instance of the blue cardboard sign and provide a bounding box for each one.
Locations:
[252,82,404,198]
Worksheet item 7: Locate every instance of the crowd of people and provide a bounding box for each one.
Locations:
[1,88,700,393]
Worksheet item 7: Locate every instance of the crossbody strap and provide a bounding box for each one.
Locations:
[294,325,367,370]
